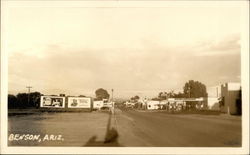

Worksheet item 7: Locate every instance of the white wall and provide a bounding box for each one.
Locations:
[147,100,160,110]
[228,83,241,91]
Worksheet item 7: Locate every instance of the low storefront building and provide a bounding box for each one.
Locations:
[220,83,241,115]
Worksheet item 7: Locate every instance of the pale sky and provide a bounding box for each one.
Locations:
[6,4,242,99]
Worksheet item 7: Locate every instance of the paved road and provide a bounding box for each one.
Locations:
[114,109,241,147]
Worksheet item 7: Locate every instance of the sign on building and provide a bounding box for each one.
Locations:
[40,96,65,108]
[68,97,91,108]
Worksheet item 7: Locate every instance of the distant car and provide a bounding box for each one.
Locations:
[100,107,110,110]
[126,104,134,108]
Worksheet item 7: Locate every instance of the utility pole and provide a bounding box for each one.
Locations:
[26,86,32,105]
[216,86,218,98]
[111,89,114,102]
[111,89,114,114]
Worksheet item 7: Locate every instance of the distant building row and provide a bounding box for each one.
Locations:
[125,82,242,115]
[125,97,206,111]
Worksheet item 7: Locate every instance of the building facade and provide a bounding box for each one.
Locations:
[220,83,241,115]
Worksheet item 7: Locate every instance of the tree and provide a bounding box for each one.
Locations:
[16,93,28,108]
[168,90,175,98]
[158,91,179,100]
[8,94,18,109]
[183,80,208,98]
[10,92,42,109]
[95,88,110,100]
[158,92,168,100]
[173,92,185,98]
[134,95,140,100]
[152,97,160,101]
[130,95,140,102]
[29,92,42,108]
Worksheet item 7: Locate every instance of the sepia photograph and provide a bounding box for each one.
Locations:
[1,0,249,154]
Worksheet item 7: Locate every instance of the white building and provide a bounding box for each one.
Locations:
[146,100,160,110]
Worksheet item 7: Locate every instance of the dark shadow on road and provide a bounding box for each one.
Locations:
[84,111,122,147]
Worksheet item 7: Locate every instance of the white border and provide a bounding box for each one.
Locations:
[1,0,249,154]
[67,97,91,108]
[240,0,250,153]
